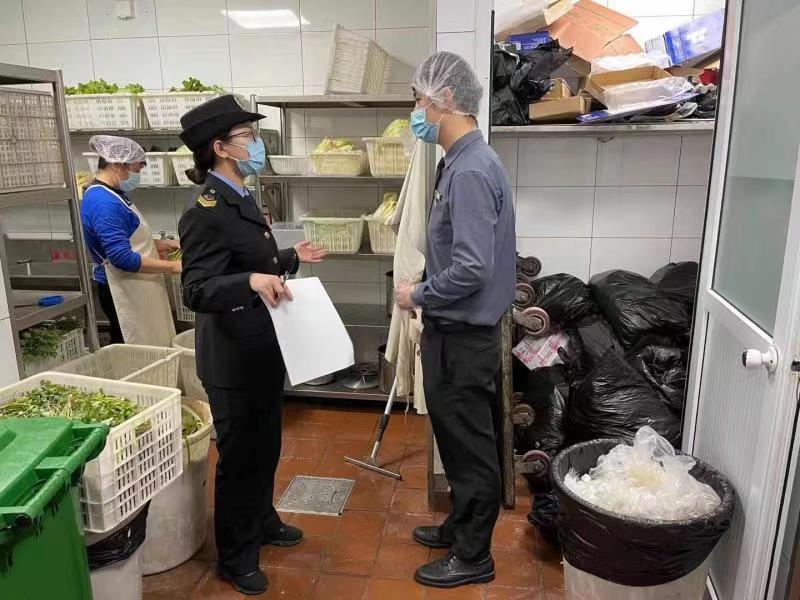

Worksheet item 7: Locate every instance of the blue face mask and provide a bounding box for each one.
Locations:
[119,171,140,192]
[410,104,441,144]
[231,138,267,178]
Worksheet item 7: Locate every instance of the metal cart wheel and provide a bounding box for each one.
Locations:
[521,449,551,480]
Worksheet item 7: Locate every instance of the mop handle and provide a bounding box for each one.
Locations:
[370,378,398,460]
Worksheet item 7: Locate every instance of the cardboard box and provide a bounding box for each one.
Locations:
[495,0,573,41]
[507,31,553,53]
[530,94,591,122]
[645,10,724,67]
[542,78,572,100]
[585,66,672,105]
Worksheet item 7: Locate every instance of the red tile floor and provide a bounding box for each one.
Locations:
[142,401,565,599]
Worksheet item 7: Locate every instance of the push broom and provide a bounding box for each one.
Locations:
[345,377,403,480]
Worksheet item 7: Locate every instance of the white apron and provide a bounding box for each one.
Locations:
[88,184,176,347]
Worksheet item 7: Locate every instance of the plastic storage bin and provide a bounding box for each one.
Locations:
[169,152,196,186]
[300,211,366,254]
[140,92,223,129]
[0,372,183,534]
[65,94,145,130]
[90,547,142,600]
[271,222,305,249]
[23,328,85,377]
[326,25,388,95]
[363,137,411,177]
[0,418,108,600]
[365,216,396,255]
[172,330,207,403]
[268,155,308,175]
[55,344,182,388]
[170,274,194,323]
[84,152,176,186]
[310,151,369,176]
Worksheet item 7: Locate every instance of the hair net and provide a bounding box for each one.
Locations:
[412,51,483,116]
[88,135,146,164]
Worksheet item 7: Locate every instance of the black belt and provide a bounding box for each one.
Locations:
[423,315,499,334]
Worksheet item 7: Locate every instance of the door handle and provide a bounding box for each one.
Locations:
[742,346,779,373]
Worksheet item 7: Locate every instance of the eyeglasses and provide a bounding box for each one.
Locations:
[224,128,257,143]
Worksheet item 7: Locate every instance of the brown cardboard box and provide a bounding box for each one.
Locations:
[542,79,572,101]
[585,66,672,105]
[495,0,574,41]
[529,94,591,122]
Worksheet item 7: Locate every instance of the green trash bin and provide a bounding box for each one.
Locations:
[0,418,109,600]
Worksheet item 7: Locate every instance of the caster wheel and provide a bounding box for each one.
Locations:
[522,450,551,478]
[512,404,535,427]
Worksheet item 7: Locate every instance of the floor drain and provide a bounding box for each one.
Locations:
[276,476,355,516]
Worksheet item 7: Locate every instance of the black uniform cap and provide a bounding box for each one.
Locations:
[179,94,264,151]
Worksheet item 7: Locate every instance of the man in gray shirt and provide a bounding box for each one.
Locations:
[395,51,516,589]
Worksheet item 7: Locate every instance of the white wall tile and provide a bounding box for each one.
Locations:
[87,0,157,39]
[23,0,89,43]
[629,16,693,45]
[325,281,380,304]
[313,259,379,282]
[593,186,676,238]
[155,0,227,36]
[491,138,518,186]
[0,45,28,66]
[590,238,671,277]
[1,203,51,233]
[518,137,597,187]
[597,136,681,186]
[437,0,476,32]
[436,32,476,69]
[92,38,163,90]
[301,30,334,88]
[159,35,231,89]
[308,186,381,211]
[299,0,375,32]
[674,186,707,237]
[135,191,179,234]
[225,0,302,34]
[678,134,713,185]
[516,237,591,282]
[305,108,378,138]
[0,263,7,318]
[287,137,307,154]
[230,33,302,87]
[377,0,430,29]
[0,0,26,45]
[695,0,726,14]
[48,202,72,234]
[376,28,431,85]
[27,41,94,87]
[288,186,309,216]
[0,319,19,386]
[516,187,594,237]
[670,238,702,263]
[608,0,693,17]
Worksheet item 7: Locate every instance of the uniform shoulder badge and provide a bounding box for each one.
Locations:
[196,187,218,208]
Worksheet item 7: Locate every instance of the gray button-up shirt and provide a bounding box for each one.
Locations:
[411,129,516,326]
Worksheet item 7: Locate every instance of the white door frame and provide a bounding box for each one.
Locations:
[683,0,800,596]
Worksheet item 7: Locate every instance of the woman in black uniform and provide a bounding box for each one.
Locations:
[177,96,325,595]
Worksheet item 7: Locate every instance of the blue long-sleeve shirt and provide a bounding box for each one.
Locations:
[80,182,142,284]
[411,130,516,326]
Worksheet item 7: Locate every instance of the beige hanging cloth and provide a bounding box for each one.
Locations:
[385,140,433,414]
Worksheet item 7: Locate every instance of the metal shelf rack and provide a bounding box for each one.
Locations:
[0,62,99,377]
[491,120,715,137]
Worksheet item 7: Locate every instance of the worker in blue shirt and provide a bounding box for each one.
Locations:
[395,52,516,589]
[80,135,180,346]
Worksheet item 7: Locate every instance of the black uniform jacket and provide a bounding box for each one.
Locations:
[178,173,298,388]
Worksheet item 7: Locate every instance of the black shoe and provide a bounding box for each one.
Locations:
[218,566,268,595]
[412,525,452,549]
[264,523,303,547]
[414,552,495,588]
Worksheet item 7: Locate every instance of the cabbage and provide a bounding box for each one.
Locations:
[382,119,410,138]
[315,138,357,153]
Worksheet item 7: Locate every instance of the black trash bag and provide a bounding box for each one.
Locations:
[528,490,560,546]
[88,503,150,571]
[532,274,597,327]
[492,45,519,90]
[651,261,699,308]
[627,339,688,415]
[568,314,623,373]
[552,438,734,586]
[518,40,573,85]
[514,365,570,455]
[491,86,529,126]
[568,349,682,447]
[590,269,692,349]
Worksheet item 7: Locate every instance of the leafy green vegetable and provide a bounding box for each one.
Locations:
[381,119,410,138]
[169,248,183,261]
[169,77,226,93]
[122,83,145,94]
[0,381,141,428]
[21,318,82,362]
[314,138,357,153]
[181,405,202,437]
[65,80,145,95]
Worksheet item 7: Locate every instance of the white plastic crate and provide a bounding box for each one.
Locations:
[268,155,308,176]
[84,151,177,186]
[172,330,207,403]
[65,94,145,130]
[326,25,388,95]
[169,153,196,187]
[310,151,369,176]
[23,328,86,377]
[140,92,223,129]
[170,274,194,323]
[363,137,411,177]
[56,344,182,388]
[0,372,182,533]
[365,216,397,255]
[300,211,366,254]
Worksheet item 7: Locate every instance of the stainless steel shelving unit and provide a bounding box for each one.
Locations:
[491,120,715,137]
[0,62,99,376]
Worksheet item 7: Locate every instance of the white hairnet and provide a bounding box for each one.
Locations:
[88,135,146,164]
[412,51,483,116]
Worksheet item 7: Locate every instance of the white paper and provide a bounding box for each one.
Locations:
[263,277,354,386]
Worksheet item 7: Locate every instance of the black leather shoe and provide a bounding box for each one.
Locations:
[414,552,495,588]
[264,523,303,547]
[218,567,268,595]
[412,525,452,549]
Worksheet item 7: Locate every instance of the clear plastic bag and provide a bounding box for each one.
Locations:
[591,52,672,73]
[603,77,695,112]
[565,426,721,521]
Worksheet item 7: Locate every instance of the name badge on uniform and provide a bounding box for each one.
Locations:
[433,190,442,206]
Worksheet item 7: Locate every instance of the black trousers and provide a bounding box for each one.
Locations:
[204,373,285,575]
[421,318,502,561]
[95,281,123,344]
